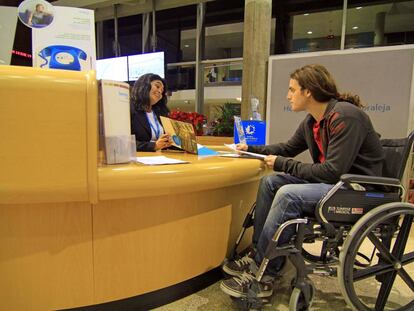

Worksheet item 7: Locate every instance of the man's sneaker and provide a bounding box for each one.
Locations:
[222,250,256,276]
[220,271,274,298]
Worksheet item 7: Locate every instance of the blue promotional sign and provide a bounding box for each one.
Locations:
[234,120,266,145]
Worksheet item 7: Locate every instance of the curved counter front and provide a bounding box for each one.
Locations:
[94,152,264,304]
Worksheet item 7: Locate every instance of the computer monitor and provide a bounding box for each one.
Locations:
[128,51,165,81]
[96,56,128,81]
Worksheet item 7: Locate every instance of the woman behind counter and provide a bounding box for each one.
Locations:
[130,73,173,151]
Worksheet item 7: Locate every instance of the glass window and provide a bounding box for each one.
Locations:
[181,28,196,62]
[181,22,244,61]
[292,9,342,52]
[204,61,243,85]
[346,1,414,48]
[204,22,244,60]
[166,64,195,91]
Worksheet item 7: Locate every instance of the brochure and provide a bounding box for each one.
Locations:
[197,144,219,157]
[160,116,198,154]
[224,143,266,160]
[234,116,247,144]
[100,80,135,164]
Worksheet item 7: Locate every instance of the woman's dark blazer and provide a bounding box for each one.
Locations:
[131,106,167,152]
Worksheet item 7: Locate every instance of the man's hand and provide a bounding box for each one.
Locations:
[155,134,172,150]
[264,155,277,168]
[235,143,248,151]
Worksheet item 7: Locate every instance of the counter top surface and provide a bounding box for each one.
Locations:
[98,151,265,200]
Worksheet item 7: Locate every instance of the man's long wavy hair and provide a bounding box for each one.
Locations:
[130,73,169,115]
[290,64,364,108]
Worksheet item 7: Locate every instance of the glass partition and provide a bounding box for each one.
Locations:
[292,9,343,52]
[166,59,242,91]
[346,1,414,48]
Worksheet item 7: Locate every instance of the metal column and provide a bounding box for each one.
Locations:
[195,2,205,114]
[113,4,121,56]
[142,0,157,53]
[96,21,104,59]
[340,0,348,50]
[142,13,150,53]
[151,0,157,52]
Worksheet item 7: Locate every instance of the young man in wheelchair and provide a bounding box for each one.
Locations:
[221,64,385,299]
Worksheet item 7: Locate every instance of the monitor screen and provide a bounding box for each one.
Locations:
[128,51,165,81]
[96,56,128,81]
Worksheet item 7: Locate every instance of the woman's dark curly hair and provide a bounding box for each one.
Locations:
[130,73,169,115]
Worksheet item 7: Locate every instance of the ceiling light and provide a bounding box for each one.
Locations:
[352,26,359,30]
[184,44,190,48]
[356,6,362,10]
[303,13,309,16]
[307,31,313,35]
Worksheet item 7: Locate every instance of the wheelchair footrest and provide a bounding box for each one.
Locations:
[312,265,337,277]
[232,296,271,310]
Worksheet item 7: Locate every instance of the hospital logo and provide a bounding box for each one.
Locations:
[245,125,256,135]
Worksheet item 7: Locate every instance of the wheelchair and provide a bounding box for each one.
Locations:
[227,132,414,311]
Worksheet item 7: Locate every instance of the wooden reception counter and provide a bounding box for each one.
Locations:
[94,153,264,306]
[0,66,264,310]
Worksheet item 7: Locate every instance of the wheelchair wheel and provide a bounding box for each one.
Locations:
[289,282,314,311]
[338,202,414,311]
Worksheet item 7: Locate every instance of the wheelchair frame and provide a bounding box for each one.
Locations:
[228,132,414,311]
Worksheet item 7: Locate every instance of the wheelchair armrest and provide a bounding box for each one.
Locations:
[340,174,401,187]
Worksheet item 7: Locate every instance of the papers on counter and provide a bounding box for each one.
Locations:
[135,156,189,165]
[224,143,266,160]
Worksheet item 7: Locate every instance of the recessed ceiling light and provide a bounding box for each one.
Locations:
[184,44,190,48]
[304,13,309,16]
[352,26,359,30]
[356,6,362,10]
[307,31,313,34]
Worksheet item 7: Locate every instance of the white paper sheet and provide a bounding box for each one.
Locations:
[224,144,266,160]
[135,156,189,165]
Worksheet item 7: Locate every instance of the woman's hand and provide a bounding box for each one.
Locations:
[155,134,172,150]
[264,155,277,168]
[235,143,248,151]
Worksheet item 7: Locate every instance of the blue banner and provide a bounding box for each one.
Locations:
[234,120,266,145]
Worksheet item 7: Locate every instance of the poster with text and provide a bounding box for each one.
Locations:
[0,6,18,65]
[32,6,95,72]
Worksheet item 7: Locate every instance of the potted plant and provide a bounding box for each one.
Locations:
[210,103,240,136]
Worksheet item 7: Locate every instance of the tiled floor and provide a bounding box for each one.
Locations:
[154,228,414,311]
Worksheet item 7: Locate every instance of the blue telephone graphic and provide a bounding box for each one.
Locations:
[38,45,87,71]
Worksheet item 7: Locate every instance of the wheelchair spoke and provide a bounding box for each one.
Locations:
[353,263,394,281]
[397,267,414,292]
[367,232,398,264]
[391,215,413,260]
[375,271,397,311]
[401,252,414,265]
[352,252,414,281]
